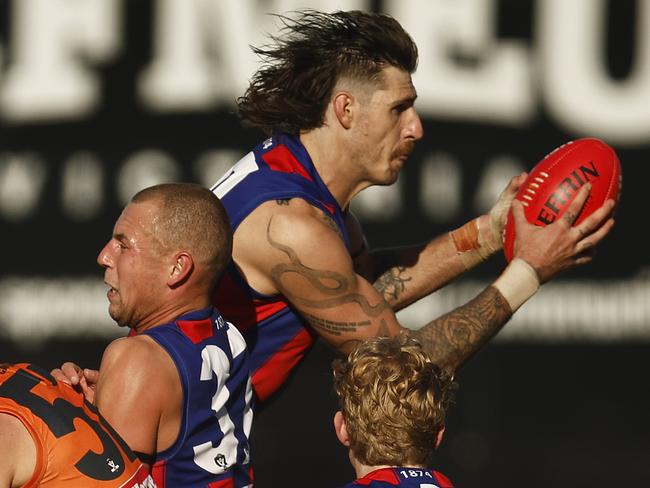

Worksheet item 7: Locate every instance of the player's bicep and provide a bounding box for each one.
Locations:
[264,211,401,352]
[95,339,161,457]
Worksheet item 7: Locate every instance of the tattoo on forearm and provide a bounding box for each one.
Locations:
[267,219,388,317]
[411,287,512,372]
[276,199,290,206]
[374,266,412,303]
[303,312,371,336]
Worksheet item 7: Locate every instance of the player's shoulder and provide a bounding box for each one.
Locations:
[99,335,180,412]
[103,335,160,361]
[256,196,327,220]
[101,335,173,382]
[277,196,342,235]
[245,197,344,248]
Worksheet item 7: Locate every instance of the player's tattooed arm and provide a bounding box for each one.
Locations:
[369,245,455,311]
[266,216,396,353]
[276,199,344,239]
[333,319,392,353]
[345,212,473,314]
[374,266,413,303]
[268,230,387,317]
[264,211,513,370]
[302,312,371,336]
[366,247,418,304]
[408,286,512,373]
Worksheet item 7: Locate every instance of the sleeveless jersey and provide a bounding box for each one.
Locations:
[140,307,253,488]
[211,132,350,403]
[0,363,155,488]
[341,467,454,488]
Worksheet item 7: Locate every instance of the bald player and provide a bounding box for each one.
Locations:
[61,184,253,487]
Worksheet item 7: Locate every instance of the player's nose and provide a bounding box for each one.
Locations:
[97,241,113,268]
[405,108,423,141]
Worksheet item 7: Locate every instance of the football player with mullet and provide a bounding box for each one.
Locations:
[57,10,616,412]
[206,9,616,403]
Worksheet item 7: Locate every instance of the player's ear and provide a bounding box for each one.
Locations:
[332,91,354,129]
[435,426,446,449]
[333,411,350,447]
[168,252,194,288]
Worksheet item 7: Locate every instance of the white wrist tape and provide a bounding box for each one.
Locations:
[493,258,540,312]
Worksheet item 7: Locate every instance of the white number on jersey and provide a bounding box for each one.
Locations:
[191,328,253,475]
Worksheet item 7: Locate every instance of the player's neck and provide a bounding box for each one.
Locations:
[351,453,427,479]
[300,130,367,210]
[132,293,211,333]
[351,452,428,479]
[354,463,393,479]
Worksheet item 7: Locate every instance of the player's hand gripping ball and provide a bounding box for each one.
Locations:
[503,137,622,262]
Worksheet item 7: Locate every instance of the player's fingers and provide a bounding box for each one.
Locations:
[573,198,615,241]
[60,362,84,385]
[78,377,96,404]
[50,368,69,385]
[507,173,524,192]
[515,172,528,187]
[584,199,616,229]
[504,172,528,197]
[574,254,594,266]
[576,218,615,252]
[561,183,592,227]
[511,199,527,224]
[83,368,100,386]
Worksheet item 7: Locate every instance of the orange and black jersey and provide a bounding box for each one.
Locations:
[0,363,155,487]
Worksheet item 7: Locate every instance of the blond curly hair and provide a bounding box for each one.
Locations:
[332,334,456,466]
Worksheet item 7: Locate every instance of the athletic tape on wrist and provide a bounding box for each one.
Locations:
[485,214,503,253]
[492,258,540,312]
[450,217,500,270]
[450,218,480,252]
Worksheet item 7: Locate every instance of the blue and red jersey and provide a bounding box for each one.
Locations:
[140,307,253,488]
[341,467,454,487]
[211,133,351,403]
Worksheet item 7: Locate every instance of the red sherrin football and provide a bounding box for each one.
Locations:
[503,137,622,262]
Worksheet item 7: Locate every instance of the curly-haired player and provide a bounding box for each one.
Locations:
[332,334,456,487]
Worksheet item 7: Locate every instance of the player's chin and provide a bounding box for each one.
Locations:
[108,306,125,327]
[385,160,405,183]
[373,171,400,187]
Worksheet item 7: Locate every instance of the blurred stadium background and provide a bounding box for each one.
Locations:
[0,0,648,486]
